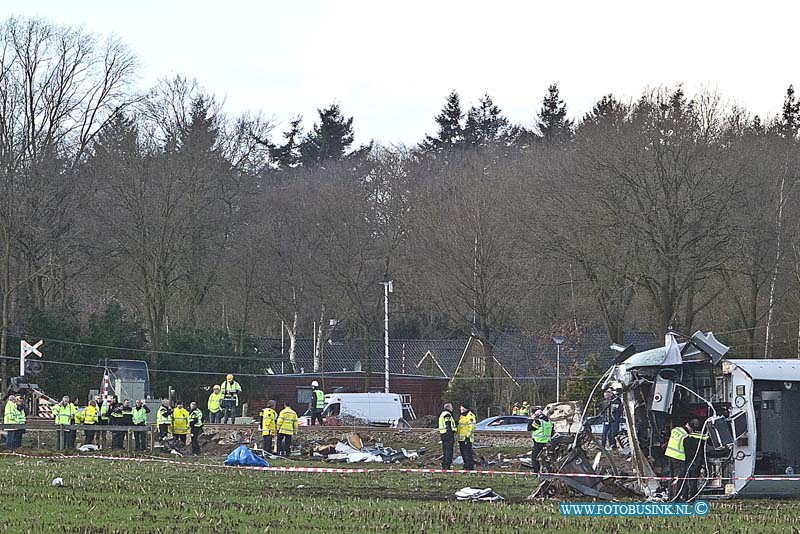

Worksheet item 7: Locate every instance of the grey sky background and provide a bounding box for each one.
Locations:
[5,1,797,145]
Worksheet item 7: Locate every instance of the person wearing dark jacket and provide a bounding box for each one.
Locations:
[156,400,173,442]
[108,397,126,450]
[438,403,457,469]
[309,381,325,426]
[189,402,203,455]
[601,390,623,449]
[120,400,134,425]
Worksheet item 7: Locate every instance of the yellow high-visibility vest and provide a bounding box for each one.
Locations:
[261,407,277,436]
[457,411,476,442]
[172,407,190,435]
[83,405,99,425]
[208,392,223,413]
[276,407,298,435]
[665,426,689,461]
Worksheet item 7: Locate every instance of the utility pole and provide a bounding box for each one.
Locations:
[553,336,565,402]
[381,273,393,393]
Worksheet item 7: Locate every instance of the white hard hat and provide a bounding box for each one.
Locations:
[311,381,319,387]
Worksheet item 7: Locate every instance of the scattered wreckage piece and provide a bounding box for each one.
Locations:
[544,401,584,434]
[528,431,629,501]
[455,487,505,502]
[316,433,423,464]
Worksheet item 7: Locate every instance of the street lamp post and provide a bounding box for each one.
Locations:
[553,336,566,402]
[381,273,394,393]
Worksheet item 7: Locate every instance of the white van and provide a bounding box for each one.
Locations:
[299,392,404,427]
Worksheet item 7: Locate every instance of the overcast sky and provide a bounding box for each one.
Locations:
[6,1,798,145]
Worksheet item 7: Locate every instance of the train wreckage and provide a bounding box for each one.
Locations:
[537,329,800,500]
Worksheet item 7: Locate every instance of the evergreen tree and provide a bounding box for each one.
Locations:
[463,93,511,147]
[178,95,221,158]
[578,94,626,138]
[299,103,355,166]
[777,84,799,138]
[269,116,303,169]
[421,90,465,152]
[93,113,139,160]
[751,115,765,135]
[537,83,574,143]
[583,94,624,123]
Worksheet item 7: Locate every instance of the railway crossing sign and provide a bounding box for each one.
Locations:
[20,339,43,376]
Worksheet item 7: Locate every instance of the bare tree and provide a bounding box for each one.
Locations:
[0,17,136,387]
[407,148,537,392]
[579,88,739,333]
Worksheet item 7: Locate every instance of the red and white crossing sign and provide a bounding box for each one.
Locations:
[20,339,43,376]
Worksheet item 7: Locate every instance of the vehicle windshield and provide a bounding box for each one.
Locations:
[105,359,150,398]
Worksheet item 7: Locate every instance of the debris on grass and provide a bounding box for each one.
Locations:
[313,433,424,464]
[455,487,505,502]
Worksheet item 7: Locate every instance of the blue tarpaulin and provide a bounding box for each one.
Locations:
[224,445,270,467]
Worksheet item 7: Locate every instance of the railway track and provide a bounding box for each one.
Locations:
[16,418,530,438]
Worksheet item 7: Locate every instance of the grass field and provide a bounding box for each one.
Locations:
[1,454,798,533]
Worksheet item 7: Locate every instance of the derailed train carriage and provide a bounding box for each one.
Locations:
[547,330,800,499]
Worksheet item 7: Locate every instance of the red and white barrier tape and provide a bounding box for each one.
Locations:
[4,451,800,481]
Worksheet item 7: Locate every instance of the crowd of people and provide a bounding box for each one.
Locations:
[2,373,318,456]
[1,374,249,453]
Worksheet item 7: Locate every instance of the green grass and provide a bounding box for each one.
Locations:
[0,455,798,533]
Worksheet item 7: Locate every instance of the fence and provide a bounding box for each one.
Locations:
[1,423,160,453]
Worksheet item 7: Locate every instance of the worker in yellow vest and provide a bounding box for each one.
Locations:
[12,396,26,448]
[528,409,553,473]
[220,374,242,425]
[665,418,708,500]
[309,381,325,426]
[276,401,298,457]
[260,400,278,454]
[132,400,151,451]
[511,402,520,415]
[519,401,530,416]
[188,401,203,455]
[156,399,173,443]
[83,400,99,445]
[438,402,457,469]
[4,395,19,450]
[52,396,76,450]
[207,385,223,424]
[172,401,190,447]
[457,403,477,471]
[99,398,110,425]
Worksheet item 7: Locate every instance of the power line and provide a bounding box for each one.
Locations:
[0,355,272,378]
[5,331,276,363]
[716,320,799,336]
[0,355,611,381]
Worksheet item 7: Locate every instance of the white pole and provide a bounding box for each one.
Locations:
[384,281,390,393]
[19,340,25,377]
[556,344,561,403]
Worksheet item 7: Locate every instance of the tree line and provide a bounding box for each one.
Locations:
[3,17,800,397]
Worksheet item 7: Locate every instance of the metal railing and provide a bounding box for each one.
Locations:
[1,423,159,453]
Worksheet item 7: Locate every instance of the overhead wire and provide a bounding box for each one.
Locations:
[3,331,272,363]
[0,355,272,378]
